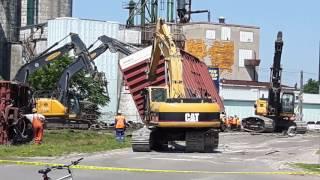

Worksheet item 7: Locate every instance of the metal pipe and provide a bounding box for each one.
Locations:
[170,0,174,22]
[151,0,158,23]
[186,0,192,23]
[141,0,146,26]
[190,10,211,22]
[127,0,136,26]
[167,0,174,22]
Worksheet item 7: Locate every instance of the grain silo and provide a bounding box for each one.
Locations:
[21,0,73,26]
[0,0,20,79]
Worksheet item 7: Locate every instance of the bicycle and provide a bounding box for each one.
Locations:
[38,158,83,180]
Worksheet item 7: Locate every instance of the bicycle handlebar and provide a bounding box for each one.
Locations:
[38,158,84,175]
[71,158,83,166]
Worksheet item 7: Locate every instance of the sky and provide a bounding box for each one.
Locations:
[73,0,320,86]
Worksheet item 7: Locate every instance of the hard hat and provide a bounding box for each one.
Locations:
[117,110,122,114]
[32,108,37,113]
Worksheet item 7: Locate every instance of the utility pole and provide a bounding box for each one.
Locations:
[318,41,320,94]
[299,70,303,121]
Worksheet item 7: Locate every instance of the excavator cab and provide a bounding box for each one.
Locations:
[149,87,168,103]
[66,92,81,119]
[34,90,80,119]
[142,87,168,122]
[280,92,295,115]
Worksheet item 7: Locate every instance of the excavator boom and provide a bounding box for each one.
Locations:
[14,33,86,83]
[57,35,136,103]
[268,31,284,115]
[148,19,185,98]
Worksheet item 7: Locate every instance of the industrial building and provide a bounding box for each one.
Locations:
[183,21,260,81]
[0,0,20,80]
[123,1,260,81]
[0,0,73,80]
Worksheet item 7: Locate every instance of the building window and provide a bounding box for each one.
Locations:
[221,27,231,40]
[239,49,253,67]
[206,30,216,40]
[240,31,254,42]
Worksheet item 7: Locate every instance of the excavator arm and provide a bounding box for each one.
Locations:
[57,54,93,104]
[89,35,135,59]
[56,35,136,104]
[268,31,284,116]
[14,33,87,83]
[148,19,185,98]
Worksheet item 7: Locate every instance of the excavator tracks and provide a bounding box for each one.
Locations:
[131,127,151,152]
[242,116,275,133]
[131,127,219,153]
[185,129,219,153]
[45,118,91,130]
[242,116,307,134]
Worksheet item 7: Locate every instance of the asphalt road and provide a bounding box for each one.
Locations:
[1,132,319,180]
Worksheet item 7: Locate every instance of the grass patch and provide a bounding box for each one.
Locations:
[294,163,320,173]
[0,130,130,158]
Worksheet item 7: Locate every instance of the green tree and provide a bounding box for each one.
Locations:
[28,56,110,106]
[303,78,319,94]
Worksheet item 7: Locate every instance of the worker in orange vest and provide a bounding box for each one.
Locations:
[25,108,45,144]
[224,117,229,131]
[235,116,241,130]
[220,112,227,132]
[114,111,126,142]
[231,115,237,130]
[228,116,233,130]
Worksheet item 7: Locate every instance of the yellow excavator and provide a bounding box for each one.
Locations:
[13,33,95,129]
[131,19,221,152]
[242,32,307,134]
[35,35,136,129]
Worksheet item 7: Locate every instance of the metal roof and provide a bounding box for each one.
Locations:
[182,22,260,29]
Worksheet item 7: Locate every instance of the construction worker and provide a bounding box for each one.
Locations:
[114,111,126,142]
[224,117,229,131]
[220,112,227,132]
[232,116,237,130]
[235,116,241,131]
[228,116,233,130]
[24,108,45,144]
